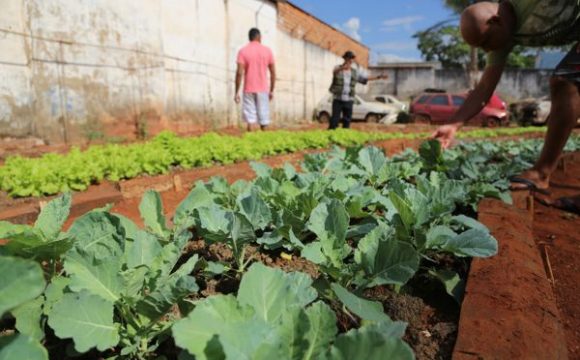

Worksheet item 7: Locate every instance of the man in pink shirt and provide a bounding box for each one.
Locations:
[235,28,276,131]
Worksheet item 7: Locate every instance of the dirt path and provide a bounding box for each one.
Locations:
[533,155,580,359]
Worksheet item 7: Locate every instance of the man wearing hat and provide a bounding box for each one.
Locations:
[328,51,388,130]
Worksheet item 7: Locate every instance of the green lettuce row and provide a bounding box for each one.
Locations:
[0,127,545,198]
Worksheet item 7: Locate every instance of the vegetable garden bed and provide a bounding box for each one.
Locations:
[1,136,578,359]
[0,128,550,224]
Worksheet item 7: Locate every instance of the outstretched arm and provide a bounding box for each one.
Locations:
[367,74,389,81]
[432,62,505,148]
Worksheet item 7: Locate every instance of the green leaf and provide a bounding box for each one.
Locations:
[120,266,148,299]
[388,192,415,231]
[250,162,272,178]
[43,277,70,315]
[0,334,48,360]
[173,183,216,226]
[429,269,466,304]
[113,214,142,241]
[137,255,199,320]
[301,243,326,265]
[450,215,489,232]
[0,223,46,259]
[331,283,391,323]
[139,190,169,237]
[0,257,45,316]
[196,205,233,242]
[441,229,498,257]
[137,276,198,321]
[255,308,309,360]
[355,225,420,287]
[237,188,272,230]
[67,212,124,260]
[237,263,317,323]
[12,297,45,340]
[47,291,120,353]
[172,295,269,360]
[231,212,257,246]
[358,147,387,176]
[125,230,163,269]
[35,193,71,240]
[419,139,444,170]
[329,328,414,360]
[302,302,338,360]
[64,252,123,303]
[425,226,458,249]
[307,200,350,268]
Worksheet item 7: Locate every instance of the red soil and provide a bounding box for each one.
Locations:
[533,154,580,359]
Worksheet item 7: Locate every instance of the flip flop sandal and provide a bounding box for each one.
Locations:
[509,176,551,196]
[553,197,580,215]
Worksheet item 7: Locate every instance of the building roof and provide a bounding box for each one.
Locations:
[370,61,441,70]
[270,0,369,49]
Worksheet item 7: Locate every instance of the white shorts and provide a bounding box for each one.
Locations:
[242,92,270,125]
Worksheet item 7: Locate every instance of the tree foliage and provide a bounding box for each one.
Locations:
[415,24,536,69]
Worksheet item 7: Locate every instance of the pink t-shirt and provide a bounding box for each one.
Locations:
[237,41,274,94]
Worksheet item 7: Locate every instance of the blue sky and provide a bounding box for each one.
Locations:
[290,0,456,63]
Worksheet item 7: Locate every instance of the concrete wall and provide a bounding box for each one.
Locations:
[0,0,366,143]
[368,66,551,101]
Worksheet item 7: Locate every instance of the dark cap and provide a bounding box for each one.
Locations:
[343,51,356,60]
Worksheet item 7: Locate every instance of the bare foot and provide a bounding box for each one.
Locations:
[510,169,550,191]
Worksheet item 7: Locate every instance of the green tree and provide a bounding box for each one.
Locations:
[415,25,536,69]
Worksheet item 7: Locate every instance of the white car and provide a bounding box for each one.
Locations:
[314,94,400,125]
[372,94,409,112]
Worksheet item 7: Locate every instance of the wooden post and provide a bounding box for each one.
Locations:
[526,195,534,220]
[173,175,183,192]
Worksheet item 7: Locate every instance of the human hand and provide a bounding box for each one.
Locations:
[234,94,241,104]
[430,123,461,149]
[269,92,274,101]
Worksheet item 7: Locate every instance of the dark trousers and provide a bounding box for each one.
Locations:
[329,99,353,130]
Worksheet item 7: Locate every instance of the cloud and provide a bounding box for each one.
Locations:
[335,17,362,41]
[381,15,424,32]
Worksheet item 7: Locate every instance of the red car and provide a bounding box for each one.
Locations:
[410,91,508,127]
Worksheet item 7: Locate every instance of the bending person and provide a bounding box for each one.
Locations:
[431,1,579,211]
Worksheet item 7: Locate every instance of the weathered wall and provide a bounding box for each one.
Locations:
[368,66,551,101]
[277,2,369,66]
[0,0,368,143]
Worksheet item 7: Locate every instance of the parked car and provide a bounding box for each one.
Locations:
[511,96,580,127]
[409,90,509,127]
[314,94,400,125]
[510,97,551,126]
[371,94,409,112]
[488,93,507,111]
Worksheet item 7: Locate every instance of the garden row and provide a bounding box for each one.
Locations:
[0,127,546,198]
[2,136,578,359]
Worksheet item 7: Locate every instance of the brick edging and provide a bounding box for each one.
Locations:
[0,182,122,225]
[452,197,568,359]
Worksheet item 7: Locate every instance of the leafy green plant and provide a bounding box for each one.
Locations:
[172,263,414,360]
[40,193,200,359]
[2,136,580,359]
[0,256,48,360]
[0,128,554,198]
[0,193,73,270]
